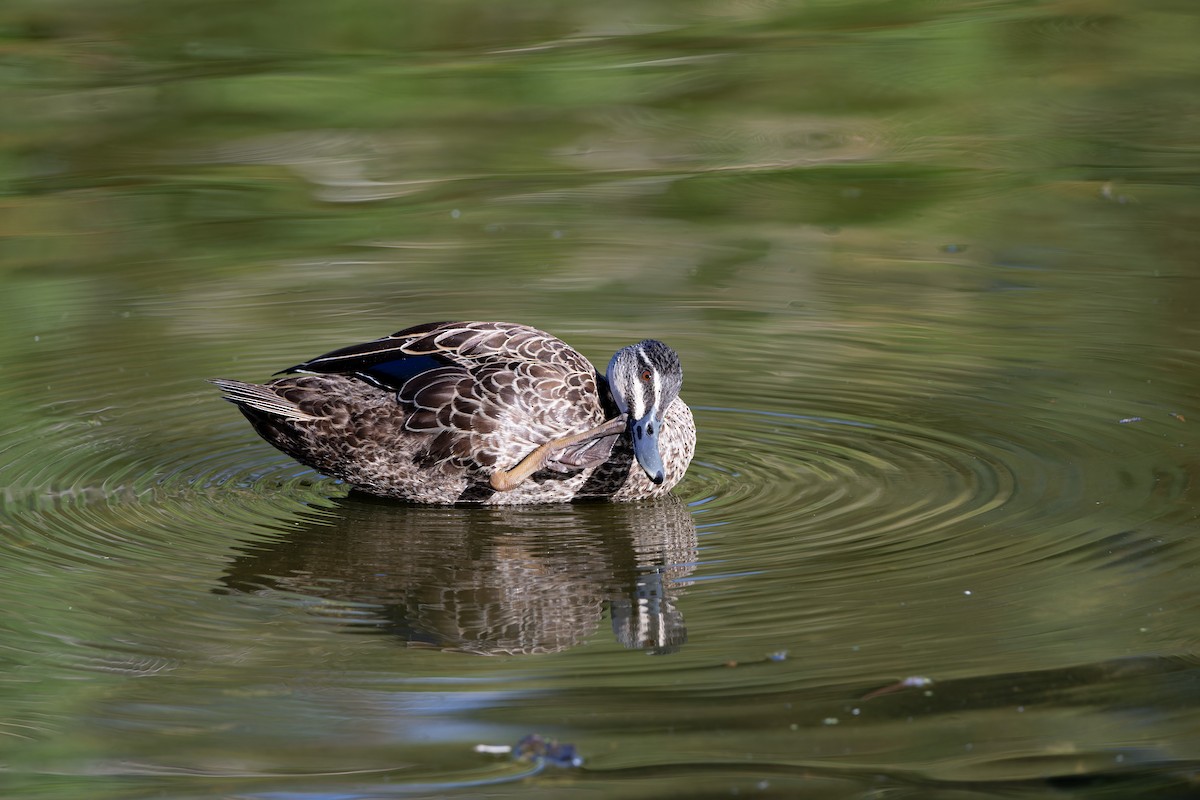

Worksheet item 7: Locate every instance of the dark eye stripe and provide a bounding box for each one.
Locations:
[636,346,654,374]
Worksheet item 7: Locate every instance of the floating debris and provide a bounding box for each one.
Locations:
[862,675,935,700]
[899,676,933,688]
[475,734,584,768]
[723,650,788,668]
[514,734,584,769]
[1170,412,1186,423]
[1118,417,1143,424]
[474,744,512,755]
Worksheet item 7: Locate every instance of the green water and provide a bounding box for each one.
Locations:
[2,1,1200,798]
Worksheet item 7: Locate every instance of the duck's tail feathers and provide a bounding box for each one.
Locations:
[209,379,319,422]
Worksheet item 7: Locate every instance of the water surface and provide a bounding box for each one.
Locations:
[3,1,1200,798]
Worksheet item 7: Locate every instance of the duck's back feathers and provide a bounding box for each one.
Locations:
[278,322,610,472]
[284,321,593,386]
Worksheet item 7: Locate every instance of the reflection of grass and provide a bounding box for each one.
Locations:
[664,164,987,225]
[0,0,1196,406]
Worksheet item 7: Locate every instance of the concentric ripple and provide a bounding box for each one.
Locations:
[681,386,1200,586]
[684,405,1016,551]
[0,380,344,689]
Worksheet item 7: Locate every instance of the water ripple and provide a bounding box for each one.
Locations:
[684,406,1016,548]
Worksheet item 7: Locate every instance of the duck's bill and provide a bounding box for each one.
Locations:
[630,412,666,485]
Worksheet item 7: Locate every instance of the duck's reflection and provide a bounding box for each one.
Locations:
[221,494,698,655]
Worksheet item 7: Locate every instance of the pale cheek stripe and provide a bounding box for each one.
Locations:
[634,347,656,420]
[651,369,662,421]
[631,375,646,420]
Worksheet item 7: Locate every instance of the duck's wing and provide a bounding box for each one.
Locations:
[282,321,594,382]
[284,322,614,475]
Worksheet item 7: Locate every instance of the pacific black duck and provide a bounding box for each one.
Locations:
[212,321,695,504]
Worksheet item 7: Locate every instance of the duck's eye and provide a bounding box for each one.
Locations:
[640,369,651,382]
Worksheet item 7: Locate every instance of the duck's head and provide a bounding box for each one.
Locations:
[606,339,684,485]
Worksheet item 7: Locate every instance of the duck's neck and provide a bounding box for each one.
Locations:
[594,370,623,420]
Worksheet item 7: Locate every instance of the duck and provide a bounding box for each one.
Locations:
[212,321,695,504]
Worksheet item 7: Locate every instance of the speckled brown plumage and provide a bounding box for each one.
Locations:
[212,321,695,504]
